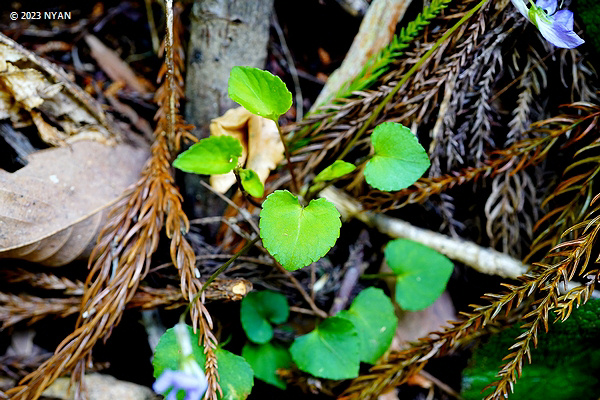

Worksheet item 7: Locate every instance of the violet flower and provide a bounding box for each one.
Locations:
[153,366,208,400]
[511,0,584,48]
[153,322,209,400]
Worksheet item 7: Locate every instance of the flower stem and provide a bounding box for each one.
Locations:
[337,0,489,161]
[181,236,260,322]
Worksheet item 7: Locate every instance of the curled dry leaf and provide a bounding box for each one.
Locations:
[209,106,284,194]
[0,140,149,266]
[0,42,115,145]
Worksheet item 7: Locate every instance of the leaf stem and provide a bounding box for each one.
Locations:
[275,120,300,194]
[180,236,260,322]
[337,0,489,161]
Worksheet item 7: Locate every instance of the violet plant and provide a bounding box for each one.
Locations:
[158,66,447,398]
[173,66,431,271]
[511,0,585,48]
[153,322,209,400]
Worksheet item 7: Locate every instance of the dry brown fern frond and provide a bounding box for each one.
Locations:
[339,191,600,399]
[0,268,83,295]
[528,137,600,261]
[554,271,599,322]
[0,292,80,329]
[360,102,600,211]
[484,51,545,256]
[427,11,526,180]
[0,279,251,331]
[4,2,217,399]
[4,128,179,400]
[483,201,600,399]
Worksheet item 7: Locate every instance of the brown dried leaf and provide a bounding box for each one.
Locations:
[209,107,284,193]
[0,42,115,145]
[0,65,49,110]
[84,35,154,94]
[0,89,12,120]
[391,292,456,350]
[0,140,149,266]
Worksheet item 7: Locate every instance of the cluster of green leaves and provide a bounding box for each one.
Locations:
[226,67,345,271]
[240,288,398,387]
[462,299,600,400]
[240,291,292,389]
[173,66,431,273]
[164,67,443,397]
[334,0,452,100]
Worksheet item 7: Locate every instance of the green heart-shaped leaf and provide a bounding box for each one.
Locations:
[314,160,356,183]
[290,317,360,380]
[173,136,243,175]
[259,190,341,271]
[364,122,430,191]
[153,325,254,400]
[228,66,292,121]
[385,239,453,311]
[239,168,264,198]
[242,342,292,390]
[240,290,289,344]
[337,287,397,364]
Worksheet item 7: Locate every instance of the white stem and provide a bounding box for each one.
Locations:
[319,187,528,278]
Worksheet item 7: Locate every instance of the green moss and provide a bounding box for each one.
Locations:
[575,0,600,53]
[461,299,600,400]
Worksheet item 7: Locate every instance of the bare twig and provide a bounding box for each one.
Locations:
[321,186,528,278]
[199,180,260,235]
[273,262,328,319]
[271,12,303,121]
[329,230,370,315]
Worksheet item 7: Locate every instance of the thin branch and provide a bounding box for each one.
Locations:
[321,186,527,278]
[271,12,303,121]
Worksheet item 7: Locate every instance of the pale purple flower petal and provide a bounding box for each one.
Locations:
[153,368,208,400]
[537,9,585,49]
[536,0,557,15]
[153,370,179,393]
[554,9,574,30]
[511,0,530,19]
